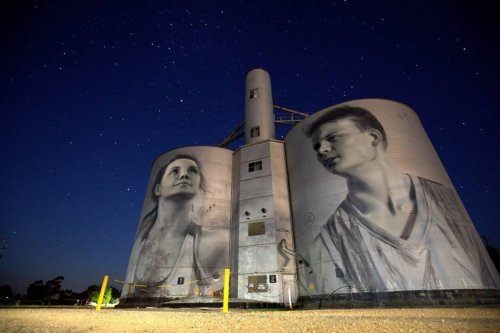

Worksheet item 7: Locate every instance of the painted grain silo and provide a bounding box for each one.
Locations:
[285,99,500,304]
[121,70,499,307]
[120,146,233,306]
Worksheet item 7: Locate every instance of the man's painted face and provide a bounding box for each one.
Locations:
[311,118,378,176]
[155,158,201,199]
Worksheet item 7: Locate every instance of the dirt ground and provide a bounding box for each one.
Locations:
[1,307,499,332]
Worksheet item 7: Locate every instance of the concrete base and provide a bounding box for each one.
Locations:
[117,296,291,309]
[298,289,500,309]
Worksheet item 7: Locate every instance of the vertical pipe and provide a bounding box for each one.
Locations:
[222,268,230,313]
[288,286,293,309]
[96,275,109,311]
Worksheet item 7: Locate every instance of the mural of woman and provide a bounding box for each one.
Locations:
[128,154,225,298]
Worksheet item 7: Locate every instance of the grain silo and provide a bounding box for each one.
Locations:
[120,71,500,307]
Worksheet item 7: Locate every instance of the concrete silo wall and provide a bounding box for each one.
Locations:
[121,146,233,304]
[285,99,500,297]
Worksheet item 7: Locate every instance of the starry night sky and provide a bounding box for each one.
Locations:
[1,1,499,294]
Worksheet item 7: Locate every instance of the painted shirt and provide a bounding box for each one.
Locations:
[133,223,211,297]
[312,175,500,293]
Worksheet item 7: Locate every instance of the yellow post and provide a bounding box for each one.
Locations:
[222,268,230,313]
[96,275,109,311]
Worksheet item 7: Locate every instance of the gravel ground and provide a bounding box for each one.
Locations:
[1,307,499,332]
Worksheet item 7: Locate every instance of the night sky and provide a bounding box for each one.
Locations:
[1,1,499,294]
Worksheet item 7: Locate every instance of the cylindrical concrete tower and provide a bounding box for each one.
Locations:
[120,146,233,306]
[285,99,500,300]
[245,68,275,144]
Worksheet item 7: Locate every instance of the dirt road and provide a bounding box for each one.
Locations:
[1,307,499,332]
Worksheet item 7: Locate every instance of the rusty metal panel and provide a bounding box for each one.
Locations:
[248,221,266,236]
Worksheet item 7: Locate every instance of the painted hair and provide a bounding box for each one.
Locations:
[303,105,388,150]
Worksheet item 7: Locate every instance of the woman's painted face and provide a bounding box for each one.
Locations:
[155,158,201,199]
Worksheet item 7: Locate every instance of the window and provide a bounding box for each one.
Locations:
[248,221,265,236]
[249,88,259,99]
[248,160,262,172]
[250,126,260,138]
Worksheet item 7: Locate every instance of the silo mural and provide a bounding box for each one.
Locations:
[285,99,500,296]
[121,146,232,303]
[121,69,499,307]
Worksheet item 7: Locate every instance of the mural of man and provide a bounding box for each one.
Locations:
[304,105,500,293]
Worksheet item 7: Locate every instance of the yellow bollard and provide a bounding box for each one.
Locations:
[96,275,109,311]
[222,268,230,313]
